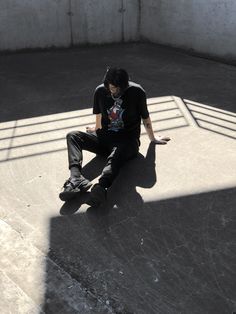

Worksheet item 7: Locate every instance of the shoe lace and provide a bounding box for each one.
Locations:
[63,179,75,189]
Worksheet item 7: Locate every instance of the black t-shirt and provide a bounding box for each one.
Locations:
[93,81,149,141]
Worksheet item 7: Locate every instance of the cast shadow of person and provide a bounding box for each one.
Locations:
[59,141,157,216]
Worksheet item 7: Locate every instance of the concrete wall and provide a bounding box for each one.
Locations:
[1,0,236,62]
[72,0,123,44]
[72,0,139,44]
[123,0,140,42]
[140,0,236,61]
[0,0,71,50]
[0,0,139,51]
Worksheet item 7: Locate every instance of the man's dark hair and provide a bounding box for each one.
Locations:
[103,67,129,91]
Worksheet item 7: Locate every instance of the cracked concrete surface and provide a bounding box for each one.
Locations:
[0,43,236,313]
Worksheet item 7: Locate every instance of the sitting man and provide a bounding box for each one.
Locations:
[59,67,170,206]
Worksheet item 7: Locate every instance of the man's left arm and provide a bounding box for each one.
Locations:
[139,89,171,144]
[142,116,171,144]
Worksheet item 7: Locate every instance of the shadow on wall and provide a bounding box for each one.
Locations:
[43,143,236,313]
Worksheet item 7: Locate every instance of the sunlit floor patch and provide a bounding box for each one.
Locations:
[1,96,235,163]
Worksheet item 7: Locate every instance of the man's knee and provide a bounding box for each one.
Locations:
[109,142,138,163]
[66,131,83,141]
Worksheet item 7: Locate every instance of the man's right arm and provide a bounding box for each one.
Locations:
[95,113,102,130]
[86,114,101,133]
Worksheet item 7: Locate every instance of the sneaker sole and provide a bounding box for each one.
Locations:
[86,198,99,207]
[59,181,92,202]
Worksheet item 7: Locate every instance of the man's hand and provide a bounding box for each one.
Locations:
[86,126,96,134]
[152,135,171,145]
[143,117,171,144]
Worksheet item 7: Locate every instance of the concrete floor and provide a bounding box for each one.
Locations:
[0,43,236,314]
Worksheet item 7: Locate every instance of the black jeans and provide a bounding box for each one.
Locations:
[66,130,139,188]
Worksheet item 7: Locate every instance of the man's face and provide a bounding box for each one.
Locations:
[108,84,120,96]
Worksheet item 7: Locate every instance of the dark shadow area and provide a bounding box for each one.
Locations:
[1,43,236,123]
[44,143,236,313]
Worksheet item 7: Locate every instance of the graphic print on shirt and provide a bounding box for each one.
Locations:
[107,98,125,131]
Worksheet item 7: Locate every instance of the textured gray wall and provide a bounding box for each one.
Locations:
[140,0,236,61]
[0,0,71,50]
[72,0,139,44]
[0,0,236,62]
[0,0,139,51]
